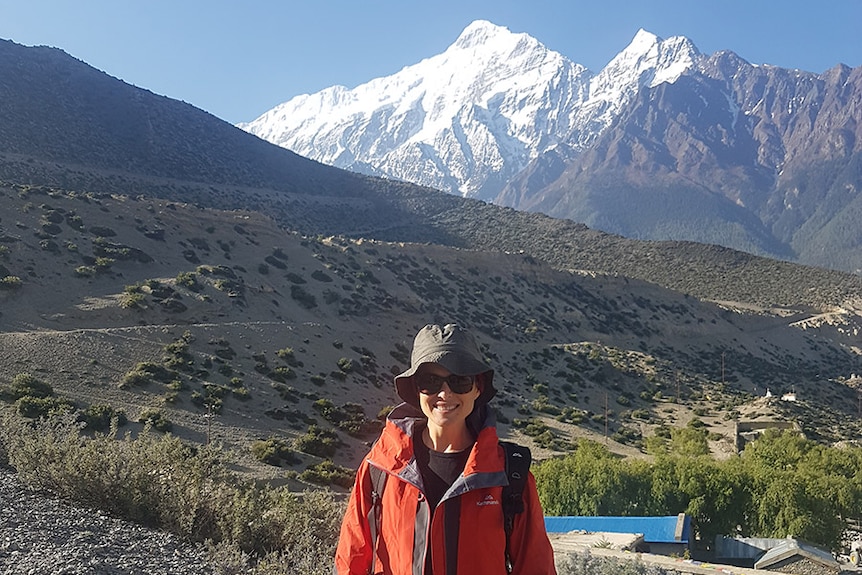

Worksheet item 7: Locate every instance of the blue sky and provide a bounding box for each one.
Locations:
[2,0,860,124]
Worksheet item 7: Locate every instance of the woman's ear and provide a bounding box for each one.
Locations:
[474,373,485,395]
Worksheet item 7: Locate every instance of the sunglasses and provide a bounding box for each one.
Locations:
[415,373,476,395]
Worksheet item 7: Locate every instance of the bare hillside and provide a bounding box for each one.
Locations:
[1,183,861,486]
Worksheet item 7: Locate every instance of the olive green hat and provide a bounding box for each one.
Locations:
[394,323,496,407]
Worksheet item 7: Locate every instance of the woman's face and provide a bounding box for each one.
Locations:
[416,363,481,431]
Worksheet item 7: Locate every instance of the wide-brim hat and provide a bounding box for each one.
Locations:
[395,323,495,408]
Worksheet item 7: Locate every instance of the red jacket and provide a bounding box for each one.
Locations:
[335,404,557,575]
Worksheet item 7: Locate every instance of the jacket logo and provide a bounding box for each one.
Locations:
[477,494,499,507]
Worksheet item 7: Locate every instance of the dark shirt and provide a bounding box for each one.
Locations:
[413,436,472,574]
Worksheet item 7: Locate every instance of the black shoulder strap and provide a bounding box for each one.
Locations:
[367,464,387,575]
[500,440,531,573]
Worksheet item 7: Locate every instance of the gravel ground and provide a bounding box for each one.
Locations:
[0,468,218,575]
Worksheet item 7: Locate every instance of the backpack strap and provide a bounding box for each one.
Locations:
[500,441,531,574]
[366,464,387,575]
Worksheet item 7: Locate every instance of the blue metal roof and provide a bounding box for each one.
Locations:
[544,515,691,544]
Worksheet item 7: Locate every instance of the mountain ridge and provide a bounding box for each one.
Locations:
[240,21,862,274]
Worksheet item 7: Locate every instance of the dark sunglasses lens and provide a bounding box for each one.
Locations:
[449,376,474,393]
[416,373,473,394]
[416,374,442,395]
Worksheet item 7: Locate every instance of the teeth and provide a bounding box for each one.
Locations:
[435,405,457,412]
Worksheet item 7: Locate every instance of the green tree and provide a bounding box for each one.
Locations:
[533,439,649,516]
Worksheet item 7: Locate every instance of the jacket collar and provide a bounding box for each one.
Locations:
[369,403,506,483]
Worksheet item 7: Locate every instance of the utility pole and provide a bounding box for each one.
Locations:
[205,400,214,445]
[604,392,608,444]
[721,352,726,385]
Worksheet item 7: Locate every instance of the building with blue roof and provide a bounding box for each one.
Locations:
[544,514,691,556]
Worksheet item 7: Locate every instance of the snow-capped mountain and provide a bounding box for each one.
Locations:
[239,20,697,200]
[240,20,862,274]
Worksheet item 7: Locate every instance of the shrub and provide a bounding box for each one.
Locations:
[290,285,317,309]
[264,255,287,269]
[16,395,74,418]
[138,409,173,432]
[120,292,146,309]
[89,225,116,237]
[0,410,344,573]
[176,271,201,291]
[310,374,326,387]
[312,400,380,437]
[250,437,300,467]
[120,363,178,388]
[79,404,128,432]
[300,460,354,488]
[1,372,54,401]
[276,347,301,367]
[294,425,340,458]
[377,405,395,421]
[270,366,296,383]
[0,275,22,290]
[94,257,114,270]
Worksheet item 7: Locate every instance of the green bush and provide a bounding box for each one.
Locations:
[300,460,354,488]
[290,285,317,309]
[1,373,54,401]
[120,362,178,388]
[138,409,173,432]
[270,366,296,382]
[312,400,380,437]
[79,404,128,432]
[294,425,340,458]
[16,395,74,418]
[176,271,201,291]
[0,410,345,574]
[120,292,146,309]
[310,374,326,386]
[276,347,301,367]
[250,437,300,467]
[0,275,22,290]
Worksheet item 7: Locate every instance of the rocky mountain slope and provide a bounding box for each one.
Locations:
[241,21,862,273]
[1,183,861,478]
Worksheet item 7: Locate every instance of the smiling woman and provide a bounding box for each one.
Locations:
[335,323,556,575]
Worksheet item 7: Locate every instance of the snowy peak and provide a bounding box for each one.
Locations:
[591,29,699,98]
[451,19,514,50]
[239,20,700,199]
[448,20,547,64]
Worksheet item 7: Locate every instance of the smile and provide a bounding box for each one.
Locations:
[433,404,459,412]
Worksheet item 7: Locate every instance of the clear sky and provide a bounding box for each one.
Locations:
[2,0,860,124]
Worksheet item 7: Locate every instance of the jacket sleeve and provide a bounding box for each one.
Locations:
[334,459,375,575]
[509,471,557,575]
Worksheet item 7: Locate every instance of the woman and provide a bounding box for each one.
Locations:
[335,323,556,574]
